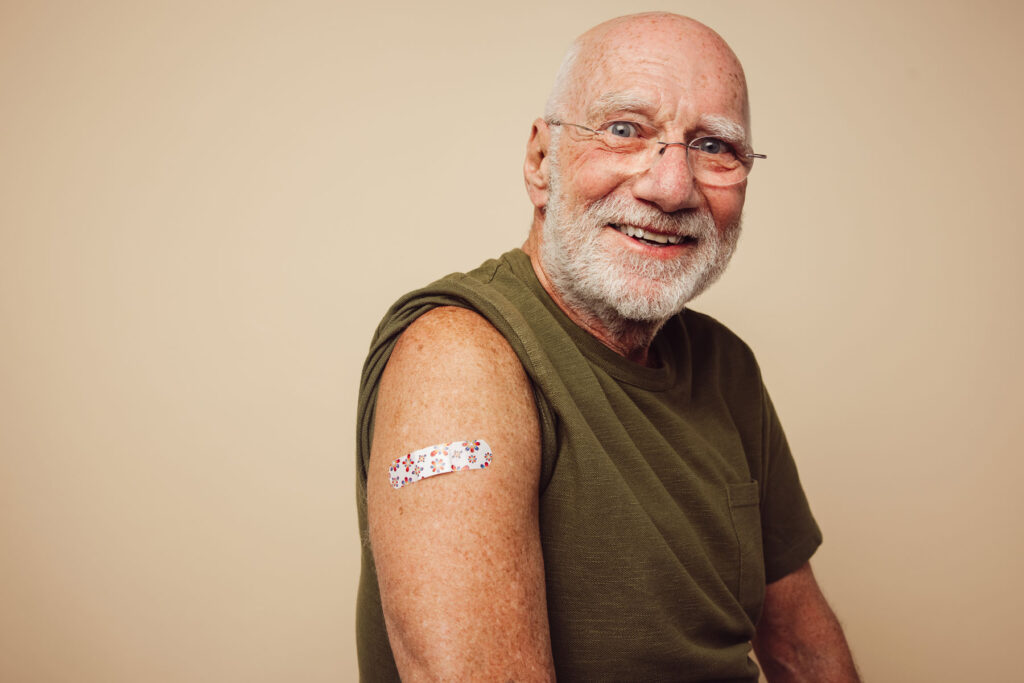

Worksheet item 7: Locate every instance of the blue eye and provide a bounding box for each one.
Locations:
[693,137,733,155]
[606,122,641,138]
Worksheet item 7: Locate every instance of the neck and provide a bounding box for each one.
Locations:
[522,232,667,367]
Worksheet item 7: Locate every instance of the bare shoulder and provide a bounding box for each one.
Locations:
[385,304,524,387]
[373,305,535,455]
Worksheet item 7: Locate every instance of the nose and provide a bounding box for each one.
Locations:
[630,143,701,214]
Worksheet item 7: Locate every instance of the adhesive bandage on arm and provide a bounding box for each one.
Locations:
[389,440,493,489]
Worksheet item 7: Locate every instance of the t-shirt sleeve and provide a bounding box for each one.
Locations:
[758,384,822,583]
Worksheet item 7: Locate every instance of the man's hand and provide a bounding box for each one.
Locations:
[753,562,860,682]
[366,306,556,682]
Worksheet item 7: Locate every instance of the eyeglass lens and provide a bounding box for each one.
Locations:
[604,133,751,186]
[556,122,757,186]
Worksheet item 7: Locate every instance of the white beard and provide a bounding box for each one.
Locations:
[539,153,742,327]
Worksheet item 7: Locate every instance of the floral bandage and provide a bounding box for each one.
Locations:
[389,440,493,489]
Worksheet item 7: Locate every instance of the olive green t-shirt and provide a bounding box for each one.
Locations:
[356,249,822,682]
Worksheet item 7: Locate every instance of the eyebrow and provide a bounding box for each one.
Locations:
[586,91,659,120]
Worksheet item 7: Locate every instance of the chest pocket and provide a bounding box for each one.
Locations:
[727,481,766,621]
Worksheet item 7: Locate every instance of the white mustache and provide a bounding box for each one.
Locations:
[584,195,716,239]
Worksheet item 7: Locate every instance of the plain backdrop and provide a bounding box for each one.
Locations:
[2,1,1022,681]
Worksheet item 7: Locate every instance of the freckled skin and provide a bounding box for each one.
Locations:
[570,16,750,129]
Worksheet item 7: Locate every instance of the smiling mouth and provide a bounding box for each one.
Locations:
[609,223,697,247]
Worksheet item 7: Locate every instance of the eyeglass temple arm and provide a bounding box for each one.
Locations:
[548,120,601,135]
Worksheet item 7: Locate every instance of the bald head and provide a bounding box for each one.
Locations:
[545,13,749,128]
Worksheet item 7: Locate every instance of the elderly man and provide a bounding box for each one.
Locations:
[356,12,859,682]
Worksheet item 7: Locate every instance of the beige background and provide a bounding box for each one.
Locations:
[2,1,1021,681]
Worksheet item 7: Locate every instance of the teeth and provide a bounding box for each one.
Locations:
[614,224,684,245]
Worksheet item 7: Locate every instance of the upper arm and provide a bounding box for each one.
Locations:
[757,562,826,636]
[754,563,860,682]
[366,306,555,682]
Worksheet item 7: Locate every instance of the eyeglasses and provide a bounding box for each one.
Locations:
[546,119,766,187]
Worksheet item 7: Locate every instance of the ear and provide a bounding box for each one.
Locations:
[523,118,551,210]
